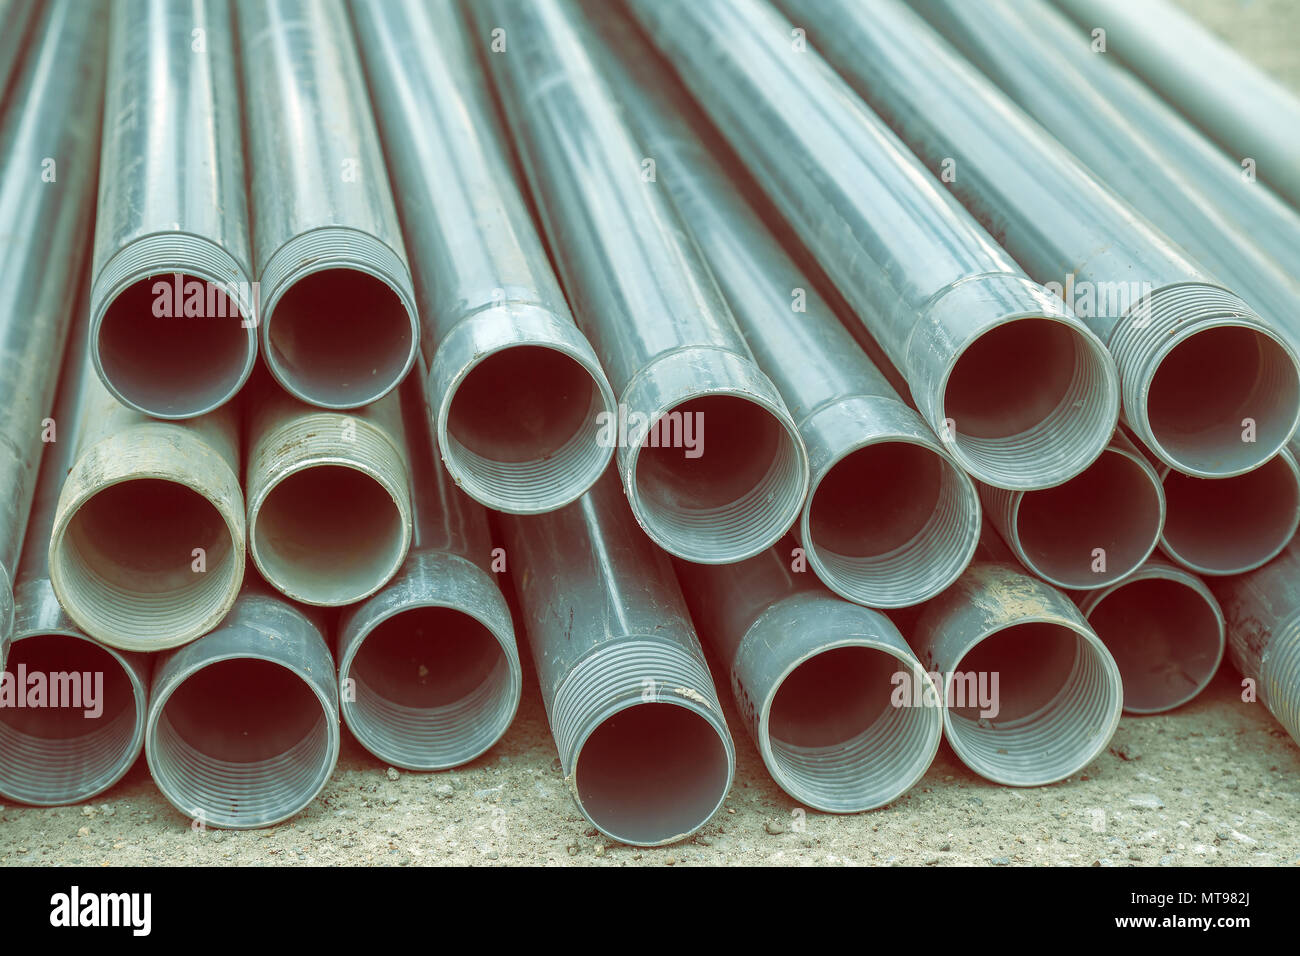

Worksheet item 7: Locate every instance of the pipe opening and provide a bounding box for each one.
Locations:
[1160,451,1300,574]
[631,394,805,562]
[1146,325,1299,475]
[1013,447,1163,588]
[344,605,515,769]
[0,635,140,805]
[97,276,251,418]
[805,440,977,606]
[253,464,405,605]
[151,657,333,828]
[1087,577,1223,713]
[946,622,1119,785]
[267,268,414,407]
[56,478,238,645]
[574,701,731,845]
[444,345,612,510]
[943,319,1115,487]
[765,645,936,811]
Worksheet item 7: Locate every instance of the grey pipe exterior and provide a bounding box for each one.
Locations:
[470,0,809,564]
[777,0,1300,479]
[48,371,246,651]
[237,0,418,409]
[980,430,1164,590]
[0,272,149,807]
[0,0,37,105]
[351,0,617,515]
[145,587,341,829]
[1075,558,1224,714]
[245,385,413,606]
[907,557,1123,786]
[912,0,1300,348]
[336,372,521,770]
[583,7,979,608]
[0,0,106,666]
[1055,0,1300,213]
[673,542,942,812]
[90,0,258,420]
[498,470,735,846]
[1210,541,1300,748]
[1154,446,1300,577]
[625,0,1118,493]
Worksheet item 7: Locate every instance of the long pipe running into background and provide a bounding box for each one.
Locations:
[145,587,341,829]
[904,551,1123,786]
[48,371,245,652]
[624,0,1118,492]
[584,6,979,608]
[245,383,412,607]
[1074,558,1225,714]
[498,470,736,846]
[912,0,1300,327]
[471,0,809,564]
[1054,0,1300,213]
[674,542,942,812]
[90,0,258,419]
[776,0,1300,479]
[351,0,616,514]
[0,0,107,666]
[236,0,419,409]
[0,271,149,807]
[336,371,521,770]
[980,430,1164,590]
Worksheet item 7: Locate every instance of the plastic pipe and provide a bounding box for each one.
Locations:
[145,587,340,829]
[624,0,1118,492]
[911,0,1300,321]
[351,0,616,514]
[906,557,1123,785]
[245,383,412,606]
[470,0,809,563]
[1074,558,1224,714]
[1210,540,1300,748]
[980,430,1164,590]
[1054,0,1300,212]
[0,273,148,806]
[90,0,257,419]
[498,470,735,846]
[0,0,106,670]
[236,0,418,409]
[583,6,979,608]
[48,369,245,651]
[674,541,942,812]
[775,0,1300,479]
[1155,447,1300,577]
[336,371,521,770]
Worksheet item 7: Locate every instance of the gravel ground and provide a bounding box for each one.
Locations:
[2,0,1298,867]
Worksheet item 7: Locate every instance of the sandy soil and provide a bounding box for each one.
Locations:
[2,0,1299,867]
